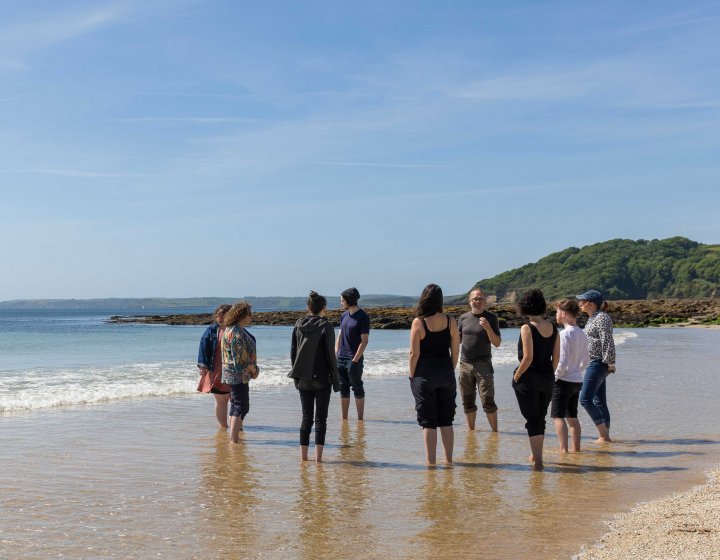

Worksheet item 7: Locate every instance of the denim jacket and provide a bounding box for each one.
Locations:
[197,322,220,370]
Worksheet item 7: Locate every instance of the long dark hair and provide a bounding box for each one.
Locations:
[307,291,327,315]
[416,284,443,317]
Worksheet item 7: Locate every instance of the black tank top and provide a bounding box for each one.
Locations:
[517,322,557,379]
[419,315,451,359]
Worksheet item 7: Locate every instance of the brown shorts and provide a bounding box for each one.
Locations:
[458,361,497,414]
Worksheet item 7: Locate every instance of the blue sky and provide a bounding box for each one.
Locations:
[1,0,719,299]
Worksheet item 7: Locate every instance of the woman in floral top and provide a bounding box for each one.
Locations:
[577,290,615,443]
[221,301,259,443]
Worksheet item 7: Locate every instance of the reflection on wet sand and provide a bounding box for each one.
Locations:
[197,431,260,559]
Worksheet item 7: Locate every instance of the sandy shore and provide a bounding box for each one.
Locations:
[576,466,720,560]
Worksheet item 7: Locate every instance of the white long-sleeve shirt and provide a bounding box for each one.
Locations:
[554,325,590,383]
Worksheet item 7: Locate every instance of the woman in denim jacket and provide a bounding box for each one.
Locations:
[196,304,232,428]
[221,301,259,443]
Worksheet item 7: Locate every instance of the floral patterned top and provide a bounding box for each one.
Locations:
[221,326,258,385]
[584,311,615,366]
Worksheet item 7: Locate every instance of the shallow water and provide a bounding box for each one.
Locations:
[1,325,720,559]
[0,337,719,558]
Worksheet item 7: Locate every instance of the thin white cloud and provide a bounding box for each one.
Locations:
[0,5,127,54]
[116,117,262,124]
[30,169,158,178]
[313,161,456,169]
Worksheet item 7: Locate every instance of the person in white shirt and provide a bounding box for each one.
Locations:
[552,299,589,453]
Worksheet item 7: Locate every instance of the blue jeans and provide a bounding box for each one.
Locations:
[580,360,610,427]
[337,357,364,399]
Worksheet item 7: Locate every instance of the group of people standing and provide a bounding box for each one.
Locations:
[196,283,616,470]
[409,284,615,470]
[196,288,369,459]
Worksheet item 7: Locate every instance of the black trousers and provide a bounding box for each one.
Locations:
[299,386,332,446]
[512,372,554,437]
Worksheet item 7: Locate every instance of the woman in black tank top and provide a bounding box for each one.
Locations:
[409,284,460,466]
[512,289,560,471]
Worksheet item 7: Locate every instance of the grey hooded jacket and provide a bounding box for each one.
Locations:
[288,315,340,392]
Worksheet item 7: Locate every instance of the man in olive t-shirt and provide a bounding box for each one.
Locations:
[458,288,501,431]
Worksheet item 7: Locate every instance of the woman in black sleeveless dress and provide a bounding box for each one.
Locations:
[512,289,560,470]
[409,284,460,466]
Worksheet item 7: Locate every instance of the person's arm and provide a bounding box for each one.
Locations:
[290,326,298,367]
[449,316,460,370]
[352,313,370,362]
[197,326,212,371]
[551,329,560,372]
[409,318,422,378]
[513,325,533,382]
[579,333,590,372]
[599,314,616,371]
[335,319,341,355]
[480,315,501,348]
[555,331,570,378]
[324,325,340,391]
[353,334,369,363]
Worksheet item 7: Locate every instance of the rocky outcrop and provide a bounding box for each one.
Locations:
[108,299,720,329]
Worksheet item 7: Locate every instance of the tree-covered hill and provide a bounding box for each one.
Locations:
[471,237,720,301]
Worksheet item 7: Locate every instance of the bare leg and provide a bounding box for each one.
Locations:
[554,418,569,453]
[355,397,365,421]
[595,423,612,442]
[341,397,350,420]
[423,428,437,466]
[315,444,324,463]
[439,426,454,464]
[300,445,309,461]
[486,411,498,432]
[465,410,477,430]
[230,416,244,444]
[528,435,544,470]
[567,418,582,451]
[214,394,230,428]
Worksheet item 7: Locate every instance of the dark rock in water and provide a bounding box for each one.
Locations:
[108,299,720,329]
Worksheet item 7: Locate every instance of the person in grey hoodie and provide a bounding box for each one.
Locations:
[288,291,340,462]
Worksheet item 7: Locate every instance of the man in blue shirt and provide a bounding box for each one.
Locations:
[335,287,370,421]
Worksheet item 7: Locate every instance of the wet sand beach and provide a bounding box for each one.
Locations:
[2,373,719,560]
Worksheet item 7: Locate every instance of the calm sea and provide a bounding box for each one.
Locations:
[2,308,720,559]
[2,307,639,414]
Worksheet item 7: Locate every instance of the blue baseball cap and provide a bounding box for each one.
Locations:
[576,289,604,305]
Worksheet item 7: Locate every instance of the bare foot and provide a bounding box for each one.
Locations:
[528,454,535,463]
[595,437,612,443]
[531,460,544,471]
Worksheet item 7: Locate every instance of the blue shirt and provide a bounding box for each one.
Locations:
[337,309,370,360]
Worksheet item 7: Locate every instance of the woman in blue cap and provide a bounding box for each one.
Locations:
[577,290,615,442]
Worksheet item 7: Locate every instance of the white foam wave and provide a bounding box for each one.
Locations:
[7,336,622,412]
[614,330,639,345]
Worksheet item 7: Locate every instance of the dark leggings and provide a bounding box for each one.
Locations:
[512,372,553,437]
[229,383,249,418]
[299,386,332,446]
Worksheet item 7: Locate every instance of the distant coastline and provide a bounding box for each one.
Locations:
[108,298,720,329]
